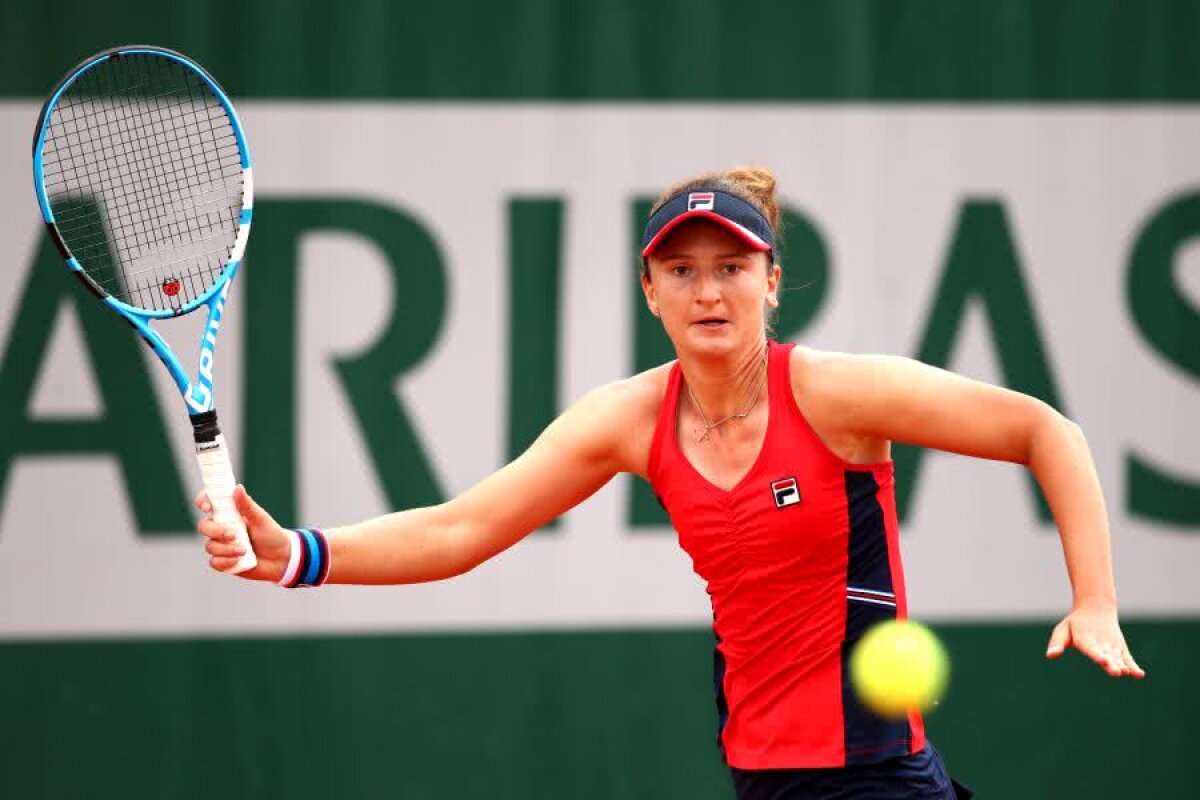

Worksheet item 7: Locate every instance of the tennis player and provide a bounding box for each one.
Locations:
[197,166,1142,799]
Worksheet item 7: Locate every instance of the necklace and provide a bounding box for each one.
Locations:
[683,351,768,444]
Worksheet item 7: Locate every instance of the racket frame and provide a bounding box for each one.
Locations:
[31,45,258,573]
[31,44,254,416]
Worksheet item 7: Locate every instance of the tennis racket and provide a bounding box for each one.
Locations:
[31,45,257,573]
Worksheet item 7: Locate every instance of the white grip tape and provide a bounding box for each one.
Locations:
[196,434,258,574]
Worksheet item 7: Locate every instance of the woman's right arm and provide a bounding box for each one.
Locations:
[198,380,644,584]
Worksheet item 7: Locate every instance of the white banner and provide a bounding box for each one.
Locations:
[2,104,1199,637]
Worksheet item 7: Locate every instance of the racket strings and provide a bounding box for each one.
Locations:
[40,52,244,312]
[82,57,236,292]
[60,57,237,236]
[47,100,238,231]
[47,98,239,308]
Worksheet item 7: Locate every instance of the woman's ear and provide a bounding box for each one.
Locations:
[766,262,782,308]
[641,271,660,317]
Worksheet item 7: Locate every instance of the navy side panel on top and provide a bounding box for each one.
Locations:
[713,625,729,756]
[840,470,912,765]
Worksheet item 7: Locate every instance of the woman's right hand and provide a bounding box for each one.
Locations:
[195,484,292,582]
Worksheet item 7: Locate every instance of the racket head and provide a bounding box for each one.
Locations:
[31,45,253,320]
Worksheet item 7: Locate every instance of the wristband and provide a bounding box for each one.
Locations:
[277,529,303,587]
[278,528,331,588]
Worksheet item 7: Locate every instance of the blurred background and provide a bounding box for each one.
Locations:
[2,1,1199,797]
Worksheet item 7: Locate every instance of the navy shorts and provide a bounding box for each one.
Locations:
[730,744,973,800]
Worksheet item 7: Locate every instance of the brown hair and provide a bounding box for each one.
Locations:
[642,165,782,278]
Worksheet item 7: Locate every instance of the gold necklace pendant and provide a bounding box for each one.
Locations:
[684,351,767,444]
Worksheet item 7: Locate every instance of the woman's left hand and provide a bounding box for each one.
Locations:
[1046,603,1145,678]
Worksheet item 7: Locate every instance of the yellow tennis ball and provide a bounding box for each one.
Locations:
[850,619,950,719]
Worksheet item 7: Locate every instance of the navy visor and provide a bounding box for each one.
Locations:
[641,189,774,257]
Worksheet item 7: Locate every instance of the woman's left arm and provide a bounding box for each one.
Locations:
[806,351,1144,679]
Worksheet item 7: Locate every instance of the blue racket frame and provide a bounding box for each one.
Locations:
[31,45,254,417]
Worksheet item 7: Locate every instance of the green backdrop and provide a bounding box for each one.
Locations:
[2,2,1194,798]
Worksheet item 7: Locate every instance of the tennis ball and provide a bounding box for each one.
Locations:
[850,619,949,719]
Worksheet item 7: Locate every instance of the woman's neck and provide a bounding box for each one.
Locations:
[678,339,769,420]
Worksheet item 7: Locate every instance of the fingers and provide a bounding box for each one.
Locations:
[1050,609,1147,679]
[197,518,232,541]
[233,484,264,520]
[197,519,247,553]
[1113,645,1146,679]
[203,527,249,573]
[1045,620,1070,659]
[1112,651,1145,679]
[1074,633,1119,676]
[205,538,247,560]
[197,486,266,520]
[1083,640,1123,677]
[209,555,245,573]
[196,484,265,577]
[1075,636,1146,679]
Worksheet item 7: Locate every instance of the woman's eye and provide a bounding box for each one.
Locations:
[671,265,690,276]
[723,263,741,274]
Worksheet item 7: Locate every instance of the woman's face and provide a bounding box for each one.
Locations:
[641,220,780,360]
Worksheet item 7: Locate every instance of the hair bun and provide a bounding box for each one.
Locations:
[724,166,779,230]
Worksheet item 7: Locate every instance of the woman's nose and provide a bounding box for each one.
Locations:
[696,274,720,302]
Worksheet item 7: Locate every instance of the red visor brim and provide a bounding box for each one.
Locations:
[640,210,773,258]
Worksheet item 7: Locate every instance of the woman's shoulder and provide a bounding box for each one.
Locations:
[787,344,898,395]
[785,344,899,463]
[786,344,908,421]
[569,363,672,477]
[585,361,673,417]
[626,360,675,397]
[786,343,846,392]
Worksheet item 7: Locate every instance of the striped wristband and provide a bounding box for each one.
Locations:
[277,528,331,588]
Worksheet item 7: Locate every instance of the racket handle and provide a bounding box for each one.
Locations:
[192,411,257,574]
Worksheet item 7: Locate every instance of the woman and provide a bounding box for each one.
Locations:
[197,167,1142,799]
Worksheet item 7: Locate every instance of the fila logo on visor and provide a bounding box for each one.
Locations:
[771,477,801,509]
[687,192,715,211]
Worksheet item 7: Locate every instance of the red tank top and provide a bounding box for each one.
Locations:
[647,340,925,770]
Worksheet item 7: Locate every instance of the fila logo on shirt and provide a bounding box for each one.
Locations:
[771,477,801,509]
[687,192,715,211]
